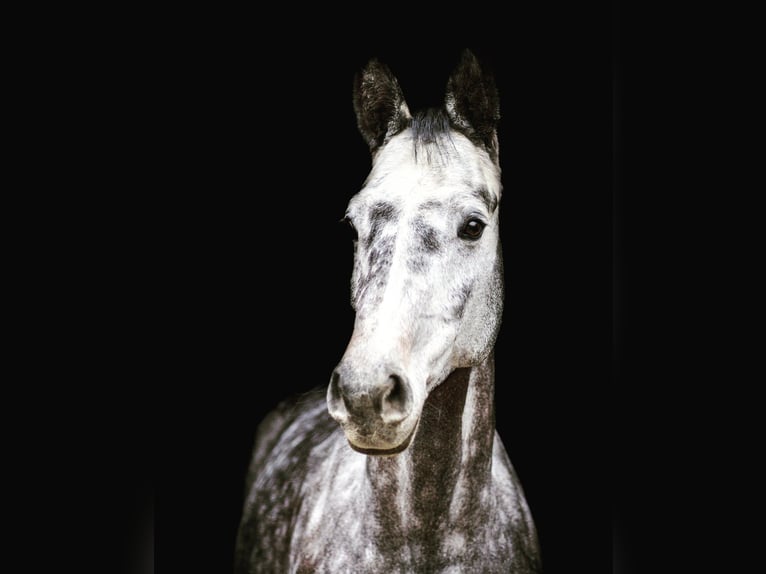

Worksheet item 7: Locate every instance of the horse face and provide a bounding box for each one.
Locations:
[328,127,503,454]
[327,51,503,454]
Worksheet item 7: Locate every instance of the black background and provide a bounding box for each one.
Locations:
[36,5,759,573]
[19,4,760,573]
[150,36,612,573]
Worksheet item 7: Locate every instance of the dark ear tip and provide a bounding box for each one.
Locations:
[459,48,479,64]
[361,58,392,78]
[447,49,495,93]
[356,58,400,96]
[457,49,484,73]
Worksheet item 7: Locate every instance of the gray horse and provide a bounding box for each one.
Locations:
[235,50,541,574]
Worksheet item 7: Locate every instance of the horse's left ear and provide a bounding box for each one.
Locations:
[445,50,500,155]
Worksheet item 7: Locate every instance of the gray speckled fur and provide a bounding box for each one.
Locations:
[235,50,541,573]
[235,358,540,573]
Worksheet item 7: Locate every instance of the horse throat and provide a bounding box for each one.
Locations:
[364,353,496,544]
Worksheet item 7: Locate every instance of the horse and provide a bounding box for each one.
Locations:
[234,50,541,573]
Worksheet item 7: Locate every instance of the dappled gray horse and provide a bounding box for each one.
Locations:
[235,50,541,573]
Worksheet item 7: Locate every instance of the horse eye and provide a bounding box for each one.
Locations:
[341,216,358,241]
[459,218,486,240]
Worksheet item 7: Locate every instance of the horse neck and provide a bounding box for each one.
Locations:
[364,352,496,535]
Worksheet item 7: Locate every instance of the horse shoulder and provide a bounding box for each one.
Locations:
[236,389,340,573]
[489,432,542,572]
[288,446,371,571]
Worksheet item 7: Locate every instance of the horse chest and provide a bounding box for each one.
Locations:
[293,520,516,574]
[290,473,516,574]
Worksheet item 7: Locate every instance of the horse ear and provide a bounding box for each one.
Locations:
[353,59,412,153]
[445,50,500,154]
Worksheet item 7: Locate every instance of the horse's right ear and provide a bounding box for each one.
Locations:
[353,59,412,153]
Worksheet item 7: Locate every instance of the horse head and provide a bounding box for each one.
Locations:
[327,50,504,455]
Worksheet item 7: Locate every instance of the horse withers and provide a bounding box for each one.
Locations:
[235,50,541,573]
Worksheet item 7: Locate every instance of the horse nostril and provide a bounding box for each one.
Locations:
[329,368,412,426]
[327,370,349,423]
[376,374,412,424]
[383,375,406,409]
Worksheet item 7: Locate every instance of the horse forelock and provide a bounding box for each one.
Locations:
[363,116,501,203]
[405,107,499,166]
[409,108,453,160]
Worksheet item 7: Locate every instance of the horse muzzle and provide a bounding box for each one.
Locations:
[327,364,419,455]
